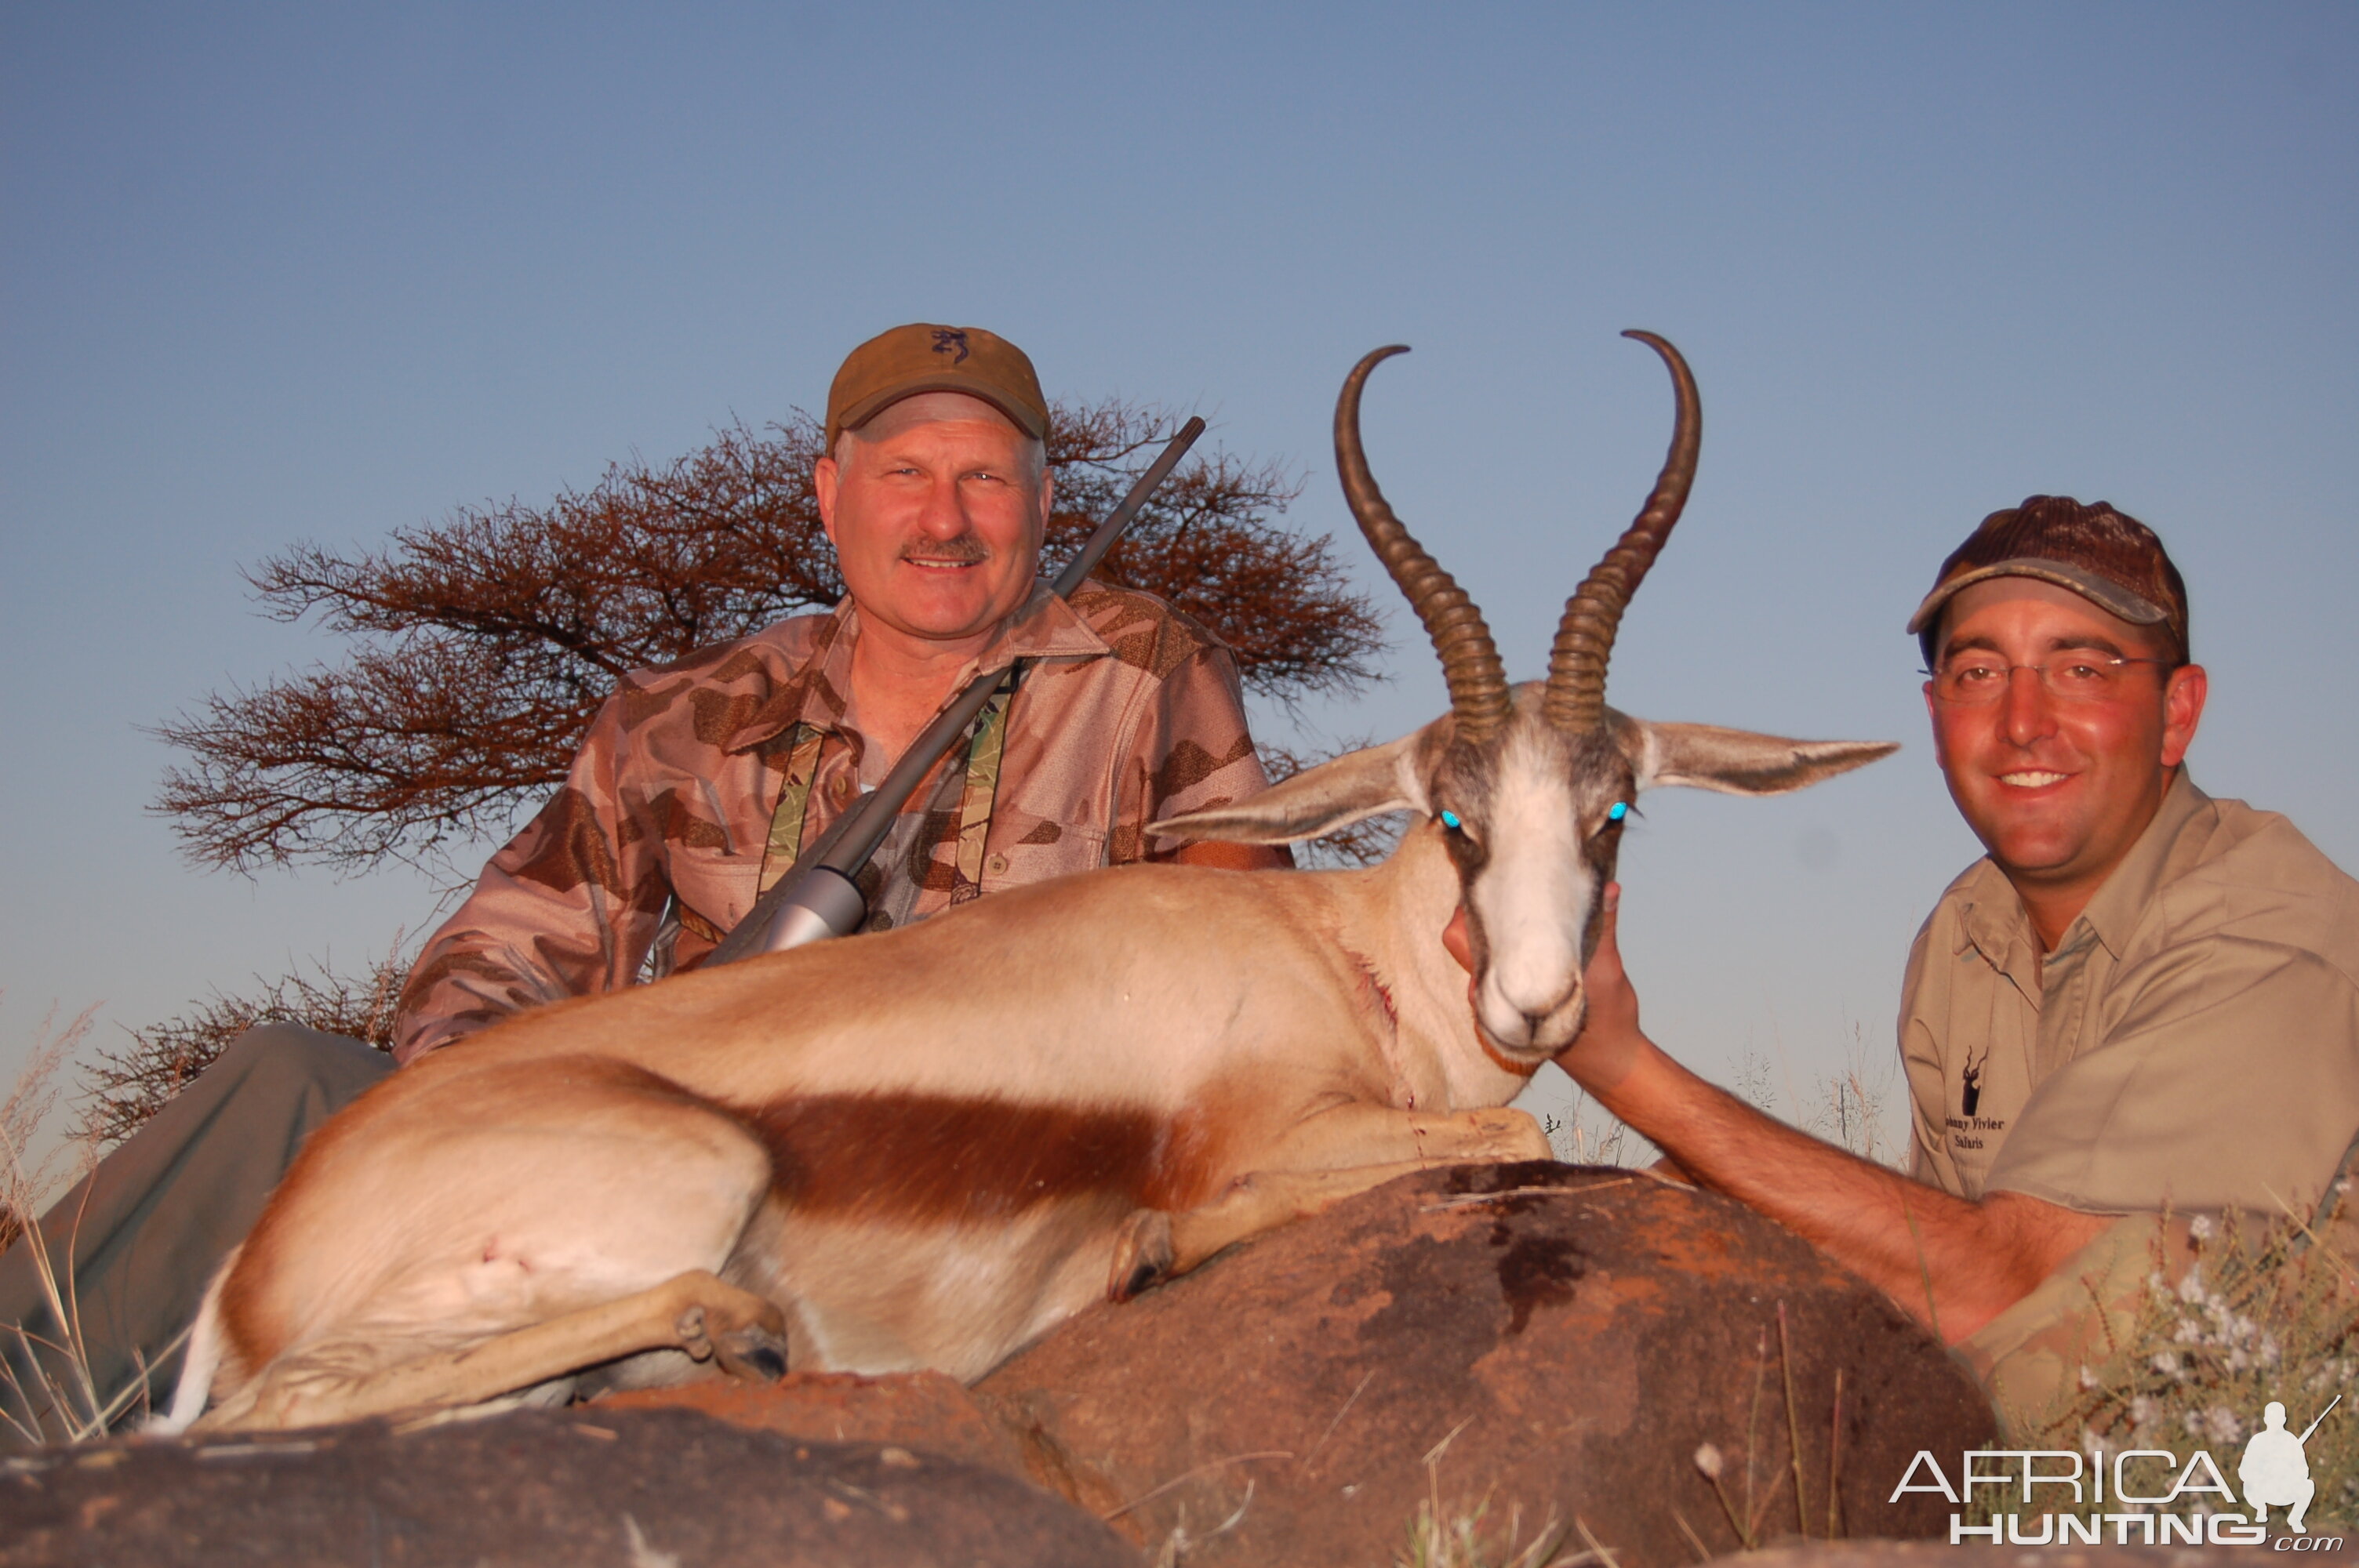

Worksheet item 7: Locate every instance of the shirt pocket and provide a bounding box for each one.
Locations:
[663,843,761,937]
[984,812,1108,895]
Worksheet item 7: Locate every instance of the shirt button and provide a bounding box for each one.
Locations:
[986,853,1009,876]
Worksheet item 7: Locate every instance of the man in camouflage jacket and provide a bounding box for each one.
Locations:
[0,322,1280,1441]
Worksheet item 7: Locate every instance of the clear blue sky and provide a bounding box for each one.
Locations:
[4,4,2354,1150]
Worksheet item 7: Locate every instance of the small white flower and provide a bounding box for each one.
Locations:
[2178,1267,2208,1305]
[2129,1395,2159,1426]
[2153,1351,2182,1376]
[1693,1443,1724,1479]
[2190,1214,2215,1240]
[2078,1365,2101,1392]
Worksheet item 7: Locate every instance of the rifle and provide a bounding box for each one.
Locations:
[2299,1393,2342,1444]
[707,416,1207,964]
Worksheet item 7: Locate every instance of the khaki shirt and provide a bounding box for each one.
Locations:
[394,583,1268,1063]
[1902,769,2359,1215]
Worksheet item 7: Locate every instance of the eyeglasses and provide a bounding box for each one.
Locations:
[1925,652,2175,706]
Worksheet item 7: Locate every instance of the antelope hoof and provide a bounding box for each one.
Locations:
[714,1324,791,1384]
[1473,1107,1553,1163]
[1108,1210,1175,1302]
[674,1304,718,1362]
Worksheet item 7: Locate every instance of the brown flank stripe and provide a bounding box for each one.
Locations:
[740,1092,1221,1223]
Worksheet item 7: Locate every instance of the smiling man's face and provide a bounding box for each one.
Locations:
[1925,577,2207,920]
[814,391,1051,648]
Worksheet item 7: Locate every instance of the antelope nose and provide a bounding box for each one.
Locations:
[1494,953,1579,1022]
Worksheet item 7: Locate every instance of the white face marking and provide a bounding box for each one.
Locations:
[1466,739,1592,1049]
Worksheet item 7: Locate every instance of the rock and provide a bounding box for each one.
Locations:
[979,1162,1996,1567]
[0,1405,1134,1568]
[595,1368,1032,1482]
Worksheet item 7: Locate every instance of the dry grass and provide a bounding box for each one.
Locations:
[2011,1193,2359,1530]
[1543,1026,1906,1174]
[1539,1090,1647,1168]
[0,997,96,1255]
[0,996,180,1446]
[1683,1303,1849,1552]
[1396,1425,1611,1568]
[1397,1493,1601,1568]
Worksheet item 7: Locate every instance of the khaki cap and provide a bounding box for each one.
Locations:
[824,324,1049,452]
[1908,495,2190,663]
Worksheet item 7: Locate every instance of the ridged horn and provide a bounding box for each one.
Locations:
[1336,345,1511,742]
[1542,331,1702,733]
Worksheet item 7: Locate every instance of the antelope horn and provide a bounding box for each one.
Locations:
[1542,331,1702,734]
[1335,346,1511,742]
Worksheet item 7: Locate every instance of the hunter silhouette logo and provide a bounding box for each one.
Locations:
[931,328,970,363]
[2243,1395,2338,1534]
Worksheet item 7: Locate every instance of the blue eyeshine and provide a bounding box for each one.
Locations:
[1439,809,1462,830]
[1608,800,1630,822]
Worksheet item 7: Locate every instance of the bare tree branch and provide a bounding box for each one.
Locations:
[152,402,1387,873]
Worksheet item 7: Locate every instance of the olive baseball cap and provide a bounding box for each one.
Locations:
[823,323,1049,452]
[1908,495,2190,665]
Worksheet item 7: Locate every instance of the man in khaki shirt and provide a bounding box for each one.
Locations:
[1903,768,2359,1215]
[1549,495,2359,1415]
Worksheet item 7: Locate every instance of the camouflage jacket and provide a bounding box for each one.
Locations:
[393,583,1270,1063]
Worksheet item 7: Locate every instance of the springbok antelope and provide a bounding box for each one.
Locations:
[165,332,1896,1433]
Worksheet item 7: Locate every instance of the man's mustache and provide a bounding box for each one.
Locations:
[898,536,991,564]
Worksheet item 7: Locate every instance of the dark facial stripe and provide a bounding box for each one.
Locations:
[739,1092,1222,1225]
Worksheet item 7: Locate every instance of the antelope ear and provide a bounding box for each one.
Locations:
[1626,720,1899,797]
[1150,725,1436,845]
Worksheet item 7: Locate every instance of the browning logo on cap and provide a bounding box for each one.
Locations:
[826,323,1047,451]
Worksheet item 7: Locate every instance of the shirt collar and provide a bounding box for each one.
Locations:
[718,580,1110,753]
[2070,767,2212,959]
[1954,858,2039,989]
[1950,767,2212,970]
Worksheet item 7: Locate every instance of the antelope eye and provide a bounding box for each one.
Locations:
[1606,800,1630,824]
[1438,809,1464,832]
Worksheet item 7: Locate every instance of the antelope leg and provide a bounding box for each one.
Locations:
[1249,1100,1554,1174]
[205,1269,787,1432]
[1110,1160,1434,1300]
[1108,1102,1554,1299]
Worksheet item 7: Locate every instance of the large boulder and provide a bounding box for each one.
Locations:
[0,1404,1133,1567]
[596,1368,1034,1481]
[979,1162,1996,1566]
